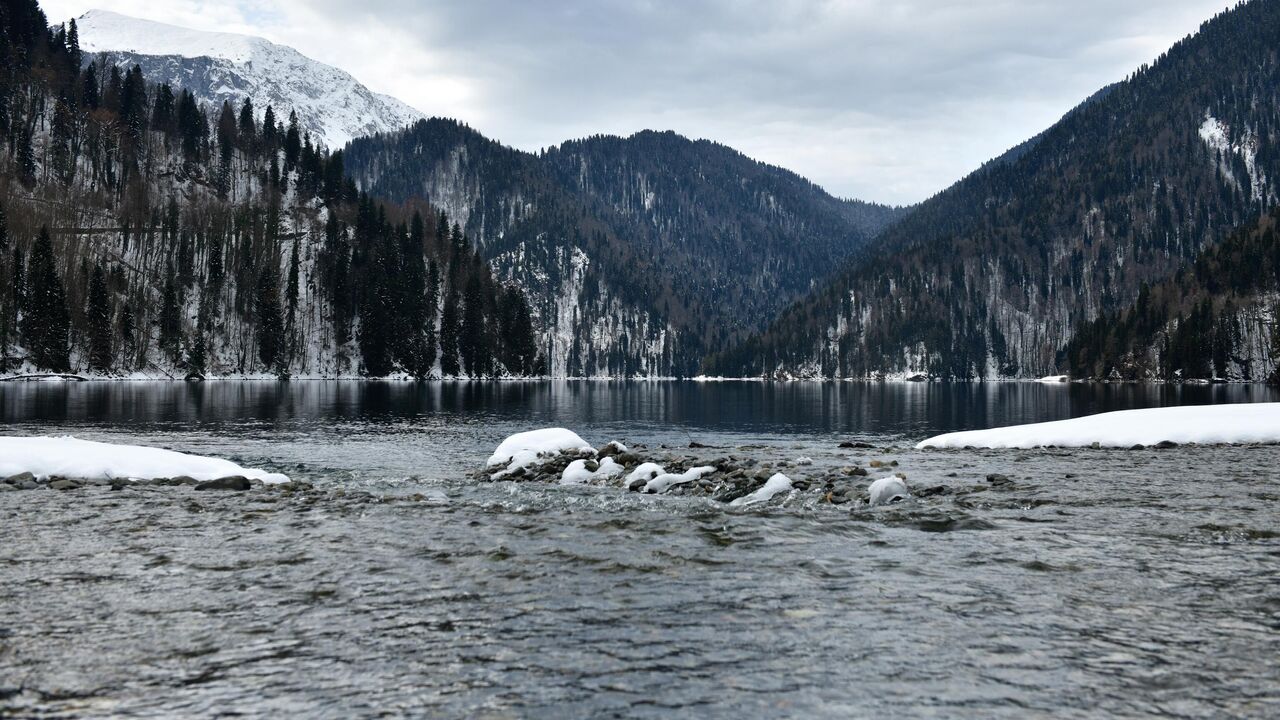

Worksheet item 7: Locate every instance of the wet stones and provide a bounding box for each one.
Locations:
[194,476,252,491]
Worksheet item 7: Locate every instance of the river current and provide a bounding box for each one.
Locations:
[1,381,1278,718]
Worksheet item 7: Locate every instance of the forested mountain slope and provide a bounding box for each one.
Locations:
[1064,206,1280,382]
[345,121,903,376]
[711,0,1280,379]
[0,1,538,379]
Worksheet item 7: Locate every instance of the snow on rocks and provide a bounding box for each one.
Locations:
[559,457,626,485]
[487,428,596,480]
[643,467,716,494]
[478,428,950,510]
[729,473,793,507]
[0,436,290,485]
[916,403,1280,449]
[868,477,910,506]
[624,463,665,490]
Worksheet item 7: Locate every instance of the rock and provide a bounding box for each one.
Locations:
[869,460,886,468]
[688,441,711,449]
[838,441,874,449]
[1129,444,1146,451]
[1154,440,1178,449]
[986,474,1012,486]
[849,466,869,477]
[0,483,17,492]
[173,476,200,486]
[914,485,952,498]
[598,441,627,459]
[48,478,81,491]
[194,476,251,491]
[4,472,35,486]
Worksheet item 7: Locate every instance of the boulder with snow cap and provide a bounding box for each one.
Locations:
[624,462,665,491]
[868,476,911,506]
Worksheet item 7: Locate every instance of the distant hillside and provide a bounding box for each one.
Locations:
[73,9,424,149]
[346,121,904,376]
[1064,206,1280,383]
[711,0,1280,379]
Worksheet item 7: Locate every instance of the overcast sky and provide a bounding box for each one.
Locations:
[43,0,1229,205]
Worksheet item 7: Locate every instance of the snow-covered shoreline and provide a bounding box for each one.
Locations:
[917,402,1280,449]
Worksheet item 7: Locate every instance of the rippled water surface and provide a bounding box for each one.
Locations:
[2,381,1279,718]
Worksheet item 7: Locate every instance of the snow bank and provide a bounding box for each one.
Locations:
[868,477,910,506]
[916,403,1280,449]
[487,428,595,479]
[1035,375,1068,384]
[643,466,716,494]
[0,436,290,484]
[730,473,793,507]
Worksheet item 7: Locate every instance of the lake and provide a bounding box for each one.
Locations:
[2,381,1279,717]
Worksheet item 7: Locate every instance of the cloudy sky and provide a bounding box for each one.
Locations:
[43,0,1228,205]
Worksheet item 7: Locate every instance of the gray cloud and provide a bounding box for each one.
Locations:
[48,0,1230,204]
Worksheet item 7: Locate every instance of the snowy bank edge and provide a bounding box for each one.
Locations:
[0,436,290,484]
[916,403,1280,449]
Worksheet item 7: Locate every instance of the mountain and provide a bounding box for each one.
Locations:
[710,0,1280,379]
[345,122,905,376]
[72,9,424,149]
[1063,207,1280,383]
[0,1,538,379]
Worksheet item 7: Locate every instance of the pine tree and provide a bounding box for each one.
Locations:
[23,227,71,372]
[0,207,8,361]
[284,110,301,170]
[440,289,461,376]
[286,239,300,323]
[461,271,490,376]
[255,266,285,373]
[86,263,112,372]
[500,286,538,375]
[158,268,181,361]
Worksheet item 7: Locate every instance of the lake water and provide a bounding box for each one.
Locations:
[2,381,1279,718]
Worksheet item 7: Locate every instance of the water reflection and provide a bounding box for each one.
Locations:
[1,380,1275,438]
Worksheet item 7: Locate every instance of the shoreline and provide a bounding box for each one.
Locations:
[2,374,1277,385]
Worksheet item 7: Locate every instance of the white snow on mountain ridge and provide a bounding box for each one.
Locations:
[73,9,425,149]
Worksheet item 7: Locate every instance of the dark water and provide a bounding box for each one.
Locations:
[2,381,1279,718]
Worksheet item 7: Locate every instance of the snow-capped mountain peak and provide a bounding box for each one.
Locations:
[73,9,425,149]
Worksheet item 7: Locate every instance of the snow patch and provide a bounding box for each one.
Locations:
[643,466,716,494]
[729,473,793,507]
